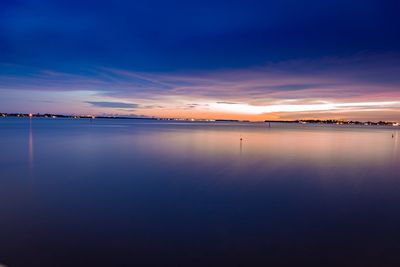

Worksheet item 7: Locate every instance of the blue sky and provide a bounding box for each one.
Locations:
[1,0,400,120]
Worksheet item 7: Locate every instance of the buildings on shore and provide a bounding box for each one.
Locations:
[265,119,400,126]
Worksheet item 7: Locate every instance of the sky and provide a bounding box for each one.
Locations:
[1,0,400,121]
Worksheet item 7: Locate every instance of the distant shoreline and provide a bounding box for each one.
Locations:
[264,119,400,126]
[1,112,399,127]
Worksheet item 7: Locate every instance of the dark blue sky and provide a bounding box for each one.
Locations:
[1,0,400,120]
[1,0,399,71]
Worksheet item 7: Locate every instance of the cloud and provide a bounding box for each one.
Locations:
[1,53,400,120]
[216,101,241,104]
[2,53,400,102]
[85,101,138,108]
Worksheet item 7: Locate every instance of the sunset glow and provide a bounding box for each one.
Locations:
[1,1,399,121]
[2,1,400,266]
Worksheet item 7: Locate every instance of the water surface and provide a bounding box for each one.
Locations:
[1,118,400,266]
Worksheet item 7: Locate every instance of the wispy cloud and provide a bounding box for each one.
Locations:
[85,101,138,108]
[1,53,400,120]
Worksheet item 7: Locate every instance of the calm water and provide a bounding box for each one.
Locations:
[1,117,400,267]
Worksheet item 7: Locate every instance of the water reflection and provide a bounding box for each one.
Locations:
[28,118,34,176]
[239,135,243,156]
[1,119,400,266]
[393,131,399,160]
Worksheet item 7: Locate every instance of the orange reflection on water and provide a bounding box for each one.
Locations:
[122,123,400,169]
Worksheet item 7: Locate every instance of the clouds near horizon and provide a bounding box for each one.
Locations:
[1,53,400,120]
[1,0,400,120]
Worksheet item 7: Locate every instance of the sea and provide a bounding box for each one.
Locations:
[1,117,400,266]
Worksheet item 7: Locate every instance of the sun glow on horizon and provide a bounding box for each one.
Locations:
[208,101,400,115]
